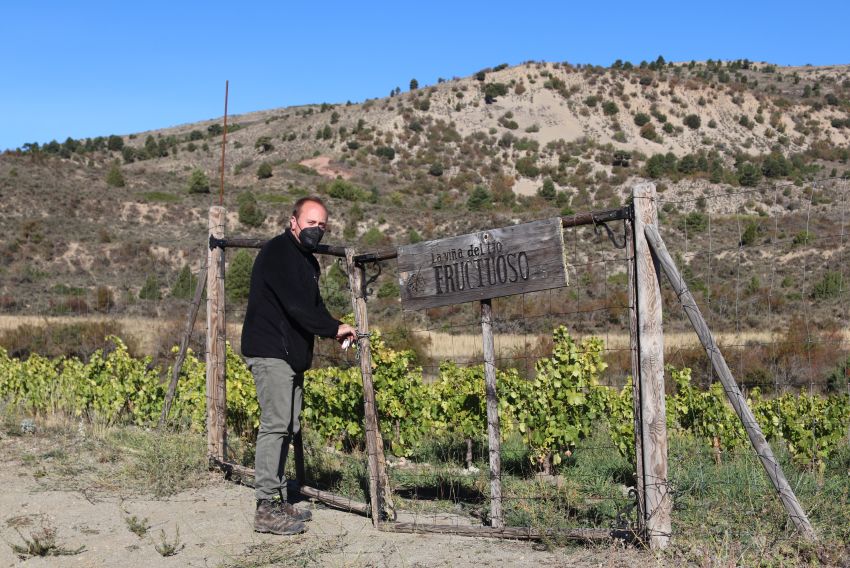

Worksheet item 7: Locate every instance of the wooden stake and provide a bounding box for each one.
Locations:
[625,219,646,537]
[480,298,504,528]
[631,183,671,549]
[643,223,818,541]
[160,259,208,426]
[344,250,395,524]
[206,206,227,461]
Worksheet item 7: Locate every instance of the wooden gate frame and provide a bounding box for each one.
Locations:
[193,182,815,548]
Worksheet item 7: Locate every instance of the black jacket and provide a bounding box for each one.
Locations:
[240,229,340,372]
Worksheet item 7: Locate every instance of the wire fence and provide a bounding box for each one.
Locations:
[655,176,850,547]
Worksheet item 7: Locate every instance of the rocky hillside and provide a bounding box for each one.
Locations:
[1,59,849,330]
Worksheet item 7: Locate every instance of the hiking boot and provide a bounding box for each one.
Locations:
[254,499,307,535]
[278,501,313,522]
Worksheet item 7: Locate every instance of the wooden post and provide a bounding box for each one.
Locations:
[625,219,646,537]
[643,223,818,541]
[344,249,395,525]
[631,183,671,548]
[206,206,227,461]
[480,298,504,528]
[160,259,208,426]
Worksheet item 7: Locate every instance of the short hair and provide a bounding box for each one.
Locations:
[292,196,328,218]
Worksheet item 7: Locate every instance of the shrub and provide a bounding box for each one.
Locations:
[483,82,508,103]
[377,281,400,299]
[187,169,210,194]
[537,178,556,200]
[408,229,423,243]
[792,230,813,246]
[428,163,443,177]
[515,156,540,178]
[327,179,366,201]
[106,162,125,187]
[95,286,114,312]
[361,227,389,247]
[640,123,658,141]
[466,186,491,211]
[736,162,762,187]
[139,275,161,300]
[256,162,273,179]
[237,192,266,228]
[811,271,843,300]
[226,250,255,301]
[679,211,708,233]
[684,114,701,129]
[171,266,198,299]
[254,136,274,153]
[107,135,124,151]
[644,154,668,177]
[0,321,131,360]
[740,220,762,246]
[374,146,395,161]
[634,113,651,127]
[602,101,619,116]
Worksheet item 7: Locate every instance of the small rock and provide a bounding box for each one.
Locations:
[20,419,36,434]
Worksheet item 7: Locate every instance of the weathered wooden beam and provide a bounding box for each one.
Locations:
[206,206,227,461]
[643,223,818,542]
[345,249,396,524]
[160,259,208,427]
[631,183,671,549]
[222,205,630,262]
[379,522,625,542]
[561,204,631,229]
[480,298,503,528]
[210,458,370,516]
[224,237,347,257]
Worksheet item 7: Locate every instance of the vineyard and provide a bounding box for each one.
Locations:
[2,332,848,472]
[2,328,849,540]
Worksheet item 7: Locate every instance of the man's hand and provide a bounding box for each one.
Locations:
[336,323,356,346]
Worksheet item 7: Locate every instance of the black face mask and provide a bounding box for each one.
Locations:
[298,226,324,252]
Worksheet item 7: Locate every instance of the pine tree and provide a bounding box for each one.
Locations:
[139,274,161,300]
[171,265,198,299]
[106,161,125,187]
[227,250,255,301]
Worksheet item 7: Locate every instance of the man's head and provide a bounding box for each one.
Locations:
[290,197,328,251]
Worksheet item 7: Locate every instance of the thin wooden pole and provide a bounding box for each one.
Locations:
[160,259,208,426]
[480,298,504,528]
[206,206,227,461]
[219,80,228,206]
[643,223,818,541]
[631,182,671,549]
[344,250,395,524]
[625,219,646,538]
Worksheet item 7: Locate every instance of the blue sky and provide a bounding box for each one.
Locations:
[2,1,847,151]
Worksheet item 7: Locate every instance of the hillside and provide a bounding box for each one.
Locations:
[1,59,849,364]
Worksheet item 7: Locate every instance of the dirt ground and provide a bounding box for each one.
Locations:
[0,428,659,568]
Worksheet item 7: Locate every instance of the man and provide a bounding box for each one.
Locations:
[241,196,356,535]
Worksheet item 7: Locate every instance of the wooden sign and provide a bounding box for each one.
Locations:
[397,217,568,311]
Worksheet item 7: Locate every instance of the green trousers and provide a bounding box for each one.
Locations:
[246,357,303,501]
